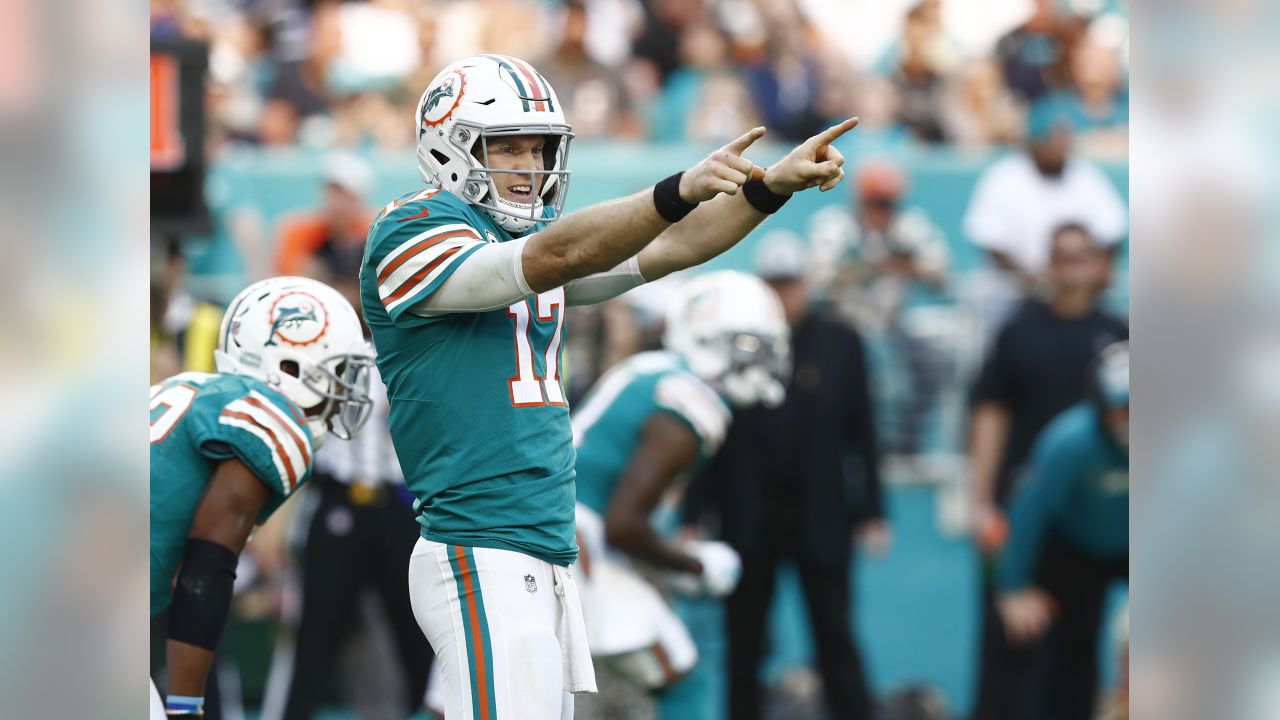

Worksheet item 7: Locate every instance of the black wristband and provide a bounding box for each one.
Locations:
[742,178,792,214]
[653,171,699,223]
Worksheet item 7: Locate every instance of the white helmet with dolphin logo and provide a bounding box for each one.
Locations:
[215,276,375,447]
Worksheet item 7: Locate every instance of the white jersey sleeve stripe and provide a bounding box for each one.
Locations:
[655,374,731,452]
[217,414,292,493]
[383,243,483,314]
[224,399,307,489]
[226,399,308,484]
[378,237,484,302]
[246,391,313,466]
[374,223,481,278]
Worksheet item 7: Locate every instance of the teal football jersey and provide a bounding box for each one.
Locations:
[150,372,314,616]
[572,351,732,515]
[360,188,578,566]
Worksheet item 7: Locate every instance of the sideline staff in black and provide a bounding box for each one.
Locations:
[684,232,886,720]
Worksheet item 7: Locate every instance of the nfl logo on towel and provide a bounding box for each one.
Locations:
[524,574,538,594]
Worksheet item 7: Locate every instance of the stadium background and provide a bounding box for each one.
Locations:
[150,0,1129,717]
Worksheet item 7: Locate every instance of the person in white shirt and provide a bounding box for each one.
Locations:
[963,100,1127,332]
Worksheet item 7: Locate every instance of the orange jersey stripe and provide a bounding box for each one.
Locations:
[221,409,298,490]
[377,229,478,285]
[454,545,492,720]
[383,246,464,305]
[575,529,592,579]
[651,643,680,684]
[244,396,311,467]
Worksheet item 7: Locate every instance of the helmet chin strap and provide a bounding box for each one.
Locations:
[213,350,238,375]
[307,416,328,451]
[486,193,543,233]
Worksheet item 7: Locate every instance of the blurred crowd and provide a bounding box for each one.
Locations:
[150,0,1128,155]
[149,1,1131,718]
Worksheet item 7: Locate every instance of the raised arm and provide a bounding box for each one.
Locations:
[638,117,859,281]
[521,127,767,292]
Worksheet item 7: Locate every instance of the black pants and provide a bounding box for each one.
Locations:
[272,476,433,719]
[726,532,872,720]
[970,537,1128,720]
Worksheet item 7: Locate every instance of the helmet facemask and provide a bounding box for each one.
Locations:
[423,120,573,234]
[686,331,790,409]
[300,352,376,442]
[715,331,791,408]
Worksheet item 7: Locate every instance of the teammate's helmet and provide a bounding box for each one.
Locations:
[414,55,573,234]
[215,277,375,447]
[1089,340,1130,450]
[664,271,791,408]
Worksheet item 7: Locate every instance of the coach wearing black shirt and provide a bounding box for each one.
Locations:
[968,223,1128,720]
[685,232,886,720]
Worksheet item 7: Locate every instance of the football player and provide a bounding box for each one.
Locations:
[149,277,374,717]
[994,341,1129,719]
[572,271,789,691]
[360,54,856,719]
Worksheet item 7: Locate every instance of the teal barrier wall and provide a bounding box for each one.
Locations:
[187,141,1127,303]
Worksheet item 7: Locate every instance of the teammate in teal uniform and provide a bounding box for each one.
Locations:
[995,341,1129,720]
[149,277,373,718]
[572,271,788,693]
[362,52,860,719]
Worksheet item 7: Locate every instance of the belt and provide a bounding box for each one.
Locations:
[313,473,398,507]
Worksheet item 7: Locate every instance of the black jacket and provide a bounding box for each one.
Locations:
[683,309,883,567]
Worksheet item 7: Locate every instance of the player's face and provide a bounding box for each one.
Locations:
[483,135,547,204]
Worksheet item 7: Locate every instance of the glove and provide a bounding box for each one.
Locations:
[669,541,741,597]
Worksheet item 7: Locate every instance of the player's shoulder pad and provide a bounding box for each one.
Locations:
[371,188,482,239]
[653,368,732,453]
[366,189,493,316]
[624,350,683,376]
[210,374,314,496]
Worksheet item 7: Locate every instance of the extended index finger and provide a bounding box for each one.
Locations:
[812,116,860,147]
[724,126,766,155]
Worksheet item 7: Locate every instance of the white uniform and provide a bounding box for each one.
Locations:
[149,679,165,719]
[409,538,594,720]
[574,505,698,689]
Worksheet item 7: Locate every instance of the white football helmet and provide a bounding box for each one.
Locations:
[664,271,791,408]
[414,54,573,234]
[214,276,375,448]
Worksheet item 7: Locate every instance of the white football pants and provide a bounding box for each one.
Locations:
[575,504,698,690]
[408,538,595,720]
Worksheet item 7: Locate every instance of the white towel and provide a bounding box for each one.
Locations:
[553,564,598,693]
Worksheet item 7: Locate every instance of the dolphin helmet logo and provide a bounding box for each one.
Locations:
[266,291,329,347]
[420,70,467,128]
[425,76,456,111]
